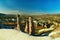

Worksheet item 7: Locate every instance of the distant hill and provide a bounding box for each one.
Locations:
[0,13,6,16]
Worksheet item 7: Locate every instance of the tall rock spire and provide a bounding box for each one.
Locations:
[29,16,33,35]
[16,14,20,30]
[24,20,29,33]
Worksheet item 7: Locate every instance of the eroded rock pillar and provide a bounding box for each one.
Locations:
[16,15,20,30]
[29,16,33,35]
[24,21,29,33]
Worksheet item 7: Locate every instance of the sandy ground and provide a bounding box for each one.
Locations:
[0,29,59,40]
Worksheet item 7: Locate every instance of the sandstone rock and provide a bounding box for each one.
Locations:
[0,29,52,40]
[49,31,60,38]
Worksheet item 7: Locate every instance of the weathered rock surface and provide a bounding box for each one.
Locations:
[0,29,52,40]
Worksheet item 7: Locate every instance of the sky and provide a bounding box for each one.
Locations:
[0,0,60,14]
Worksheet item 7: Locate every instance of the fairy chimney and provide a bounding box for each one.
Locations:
[28,16,33,35]
[24,21,29,33]
[16,14,20,30]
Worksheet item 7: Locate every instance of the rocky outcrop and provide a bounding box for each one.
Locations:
[49,24,60,38]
